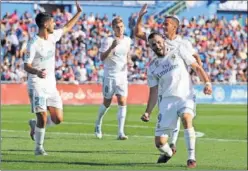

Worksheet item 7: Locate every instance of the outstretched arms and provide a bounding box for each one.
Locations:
[134,4,148,41]
[62,0,82,34]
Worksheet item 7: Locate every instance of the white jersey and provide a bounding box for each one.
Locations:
[24,29,63,92]
[165,36,196,54]
[147,45,196,99]
[99,36,131,79]
[145,31,195,54]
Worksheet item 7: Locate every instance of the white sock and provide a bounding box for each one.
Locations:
[46,115,55,128]
[117,105,127,136]
[170,118,180,146]
[158,143,173,157]
[35,126,45,150]
[95,104,109,128]
[184,127,196,160]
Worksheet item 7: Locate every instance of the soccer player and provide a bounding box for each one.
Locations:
[141,32,212,168]
[94,17,132,140]
[135,4,203,153]
[24,1,82,155]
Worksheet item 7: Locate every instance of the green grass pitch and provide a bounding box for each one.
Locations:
[1,104,247,170]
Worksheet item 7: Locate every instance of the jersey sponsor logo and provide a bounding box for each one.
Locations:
[40,50,53,62]
[156,64,179,78]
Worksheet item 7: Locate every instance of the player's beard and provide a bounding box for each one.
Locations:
[47,28,54,34]
[155,47,165,57]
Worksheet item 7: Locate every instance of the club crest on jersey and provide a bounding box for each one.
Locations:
[171,54,176,60]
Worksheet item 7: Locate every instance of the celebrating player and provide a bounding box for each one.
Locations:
[24,1,82,155]
[141,32,212,168]
[94,17,132,140]
[135,4,203,153]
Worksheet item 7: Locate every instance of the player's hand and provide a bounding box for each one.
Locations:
[110,40,119,49]
[141,112,150,122]
[138,4,148,18]
[37,69,46,78]
[204,84,212,95]
[75,0,82,13]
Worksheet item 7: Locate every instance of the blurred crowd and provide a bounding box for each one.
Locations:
[1,8,247,84]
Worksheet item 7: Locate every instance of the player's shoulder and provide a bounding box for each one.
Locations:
[148,57,159,70]
[103,36,114,43]
[28,35,38,46]
[105,36,114,40]
[180,37,192,46]
[124,35,131,41]
[123,36,132,45]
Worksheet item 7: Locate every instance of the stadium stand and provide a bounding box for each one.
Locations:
[1,2,247,84]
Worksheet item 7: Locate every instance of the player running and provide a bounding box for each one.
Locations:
[24,1,82,155]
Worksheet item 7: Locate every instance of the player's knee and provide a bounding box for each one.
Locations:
[36,112,47,128]
[181,114,193,129]
[117,96,126,106]
[118,100,126,106]
[155,137,166,148]
[103,98,112,108]
[52,115,63,125]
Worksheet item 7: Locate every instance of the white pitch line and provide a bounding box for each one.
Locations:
[2,120,151,128]
[1,120,205,137]
[1,129,246,143]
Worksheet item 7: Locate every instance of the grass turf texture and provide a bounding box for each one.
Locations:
[1,104,247,170]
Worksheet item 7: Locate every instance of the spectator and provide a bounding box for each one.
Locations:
[0,9,247,84]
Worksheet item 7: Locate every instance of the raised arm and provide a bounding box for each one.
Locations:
[193,53,203,66]
[179,45,212,95]
[134,4,148,41]
[62,0,82,34]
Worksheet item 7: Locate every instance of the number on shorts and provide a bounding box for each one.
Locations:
[157,113,162,123]
[105,86,109,93]
[34,96,45,106]
[158,95,162,107]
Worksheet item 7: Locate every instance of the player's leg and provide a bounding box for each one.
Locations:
[95,78,114,139]
[27,89,37,141]
[95,97,112,139]
[155,135,173,163]
[116,94,127,140]
[46,90,63,127]
[47,106,63,125]
[178,99,196,168]
[169,117,180,154]
[27,88,48,155]
[155,97,178,163]
[116,81,128,140]
[35,112,48,155]
[28,89,60,140]
[29,88,48,155]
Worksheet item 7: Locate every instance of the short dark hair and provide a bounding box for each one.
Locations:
[35,12,53,28]
[148,32,163,40]
[165,16,180,28]
[112,17,123,27]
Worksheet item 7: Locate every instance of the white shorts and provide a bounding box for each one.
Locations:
[155,96,196,137]
[102,77,128,99]
[28,87,63,113]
